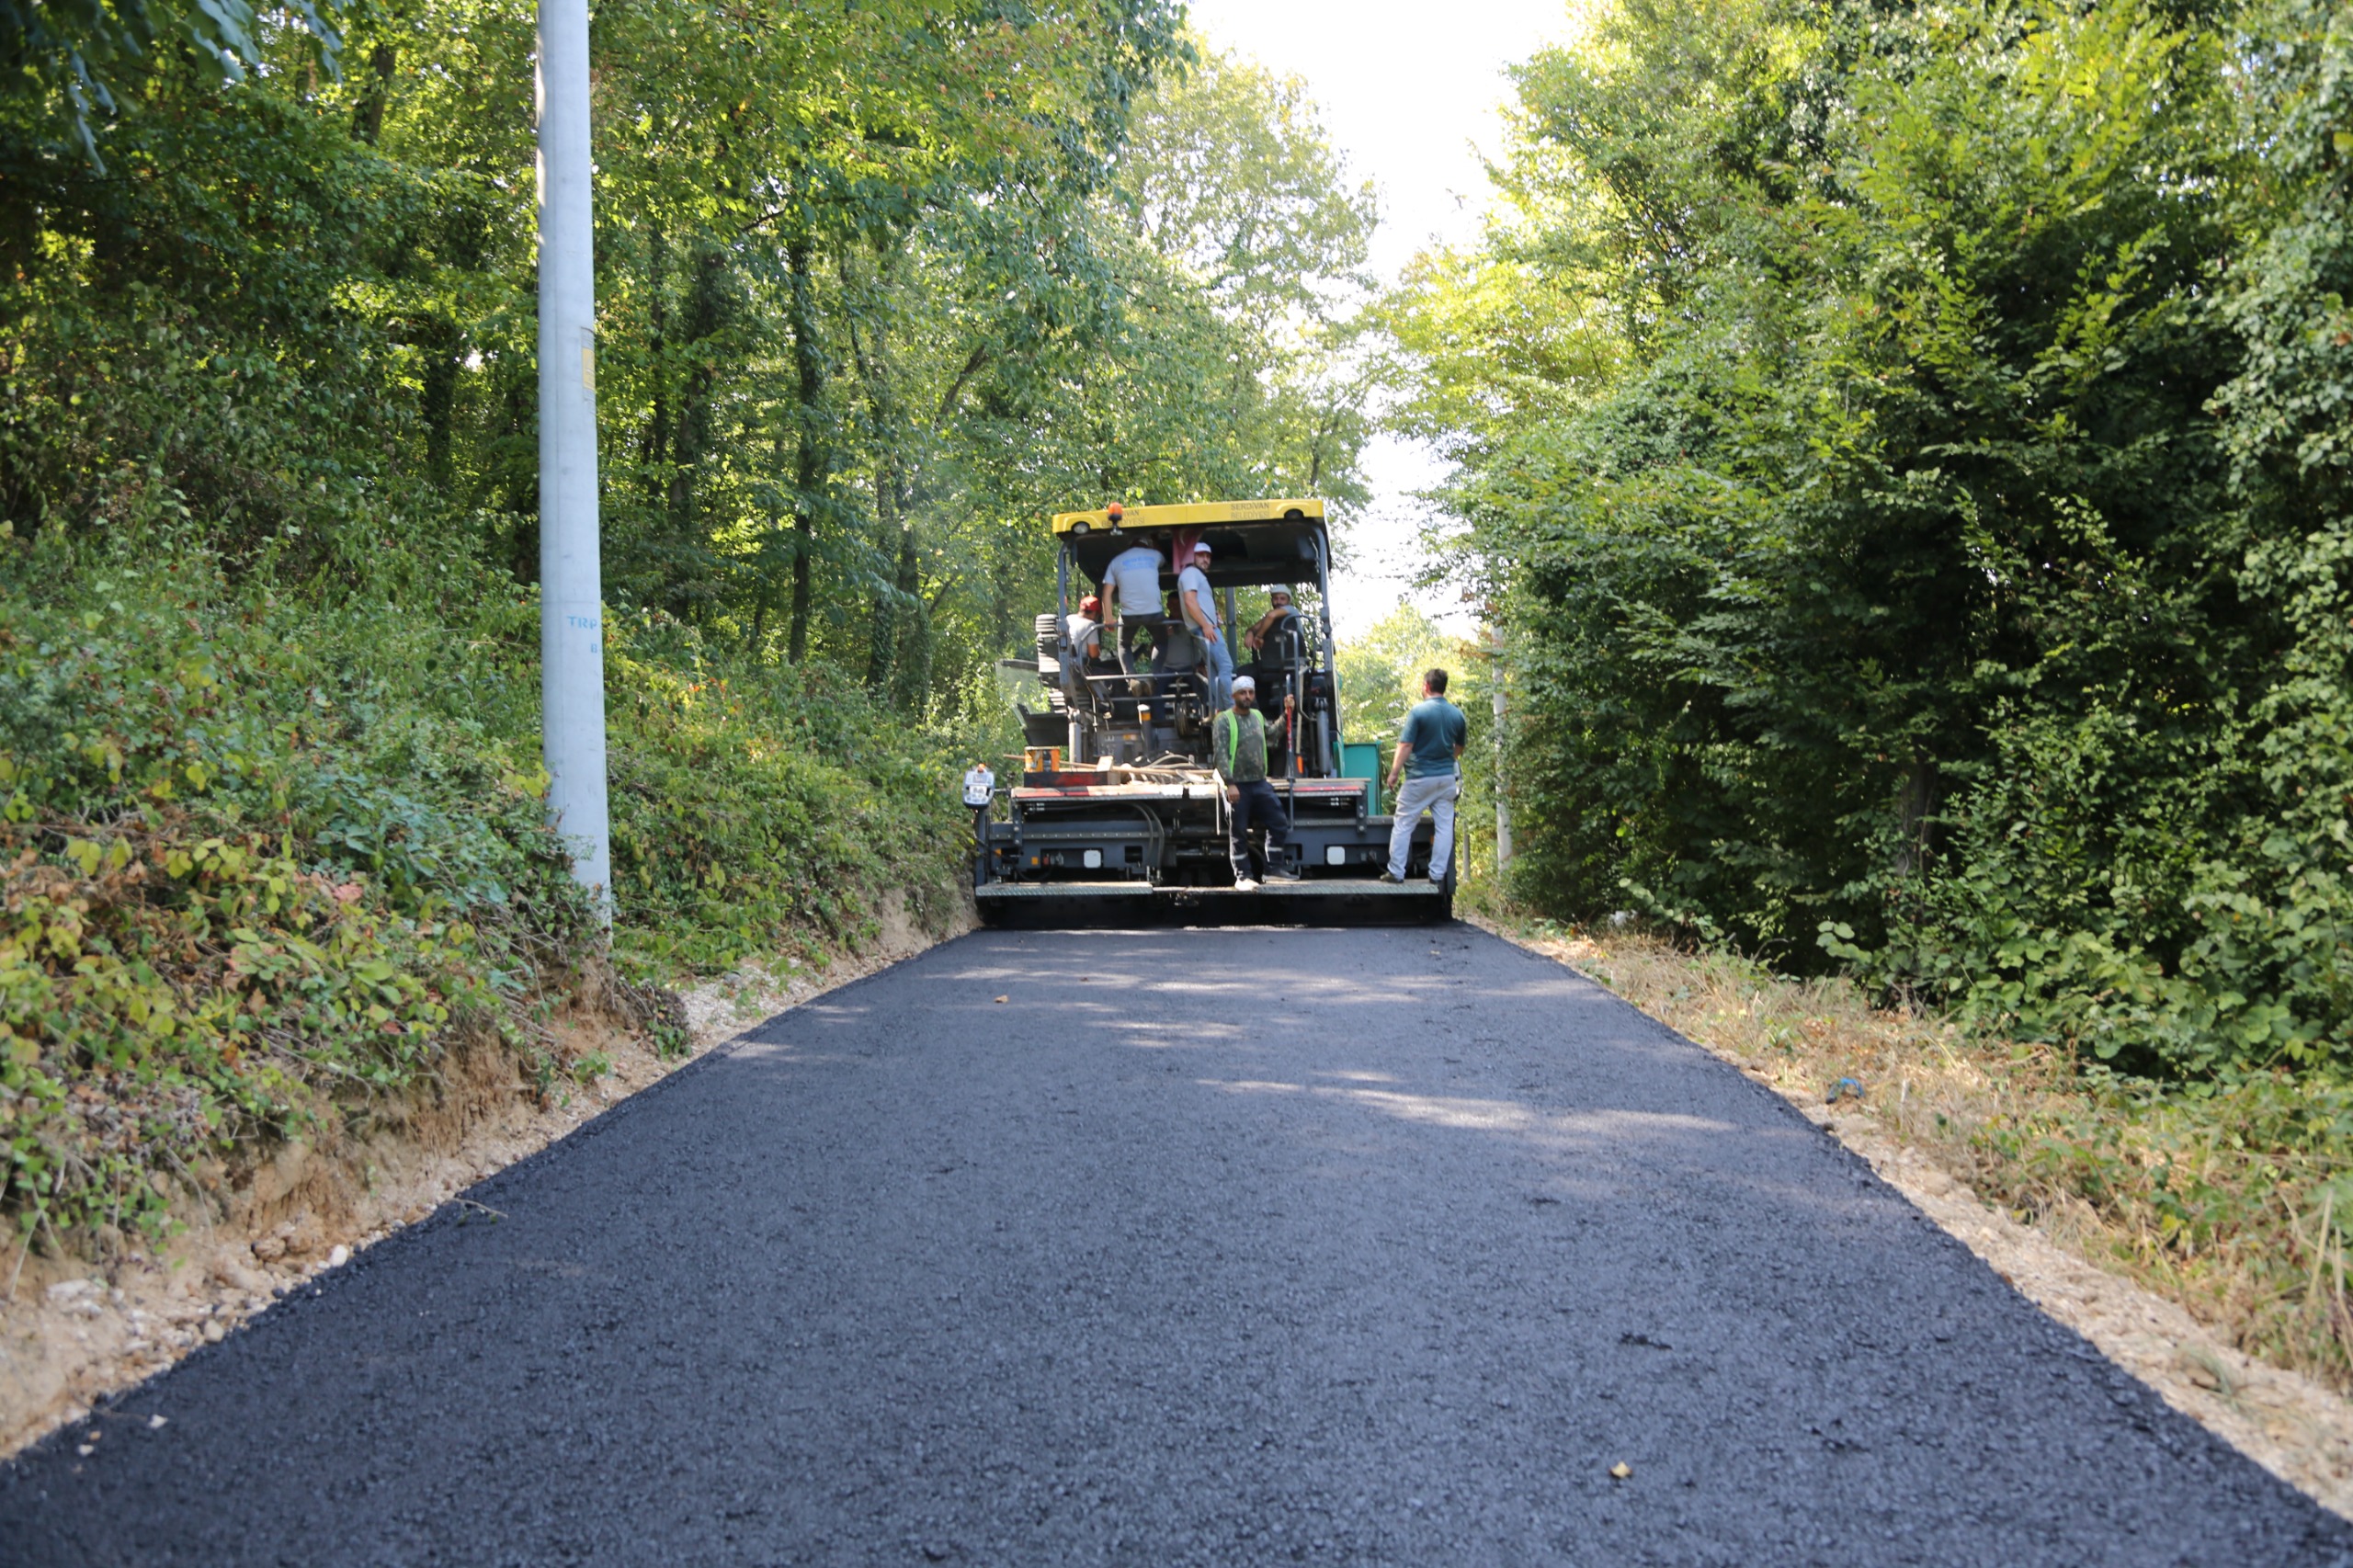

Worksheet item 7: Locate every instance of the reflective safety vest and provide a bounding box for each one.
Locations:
[1219,709,1268,783]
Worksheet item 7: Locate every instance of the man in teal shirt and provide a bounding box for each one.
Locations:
[1381,668,1469,883]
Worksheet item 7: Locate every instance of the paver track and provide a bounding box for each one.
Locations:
[6,926,2350,1565]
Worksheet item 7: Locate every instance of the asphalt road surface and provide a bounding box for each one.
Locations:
[7,926,2352,1566]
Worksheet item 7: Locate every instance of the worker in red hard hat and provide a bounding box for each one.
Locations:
[1065,593,1105,665]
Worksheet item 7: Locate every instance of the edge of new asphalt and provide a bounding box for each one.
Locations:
[5,922,2350,1567]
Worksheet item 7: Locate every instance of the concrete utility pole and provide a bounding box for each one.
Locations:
[536,0,612,912]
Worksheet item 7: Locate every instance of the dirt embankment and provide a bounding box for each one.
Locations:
[0,890,968,1460]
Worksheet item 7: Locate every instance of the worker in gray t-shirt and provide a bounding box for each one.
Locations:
[1382,668,1469,884]
[1104,541,1165,671]
[1176,541,1233,712]
[1152,591,1200,710]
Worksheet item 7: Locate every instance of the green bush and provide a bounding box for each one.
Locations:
[0,540,597,1249]
[603,609,965,972]
[1408,0,2353,1078]
[0,532,967,1253]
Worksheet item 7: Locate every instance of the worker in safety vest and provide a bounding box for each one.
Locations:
[1212,676,1300,892]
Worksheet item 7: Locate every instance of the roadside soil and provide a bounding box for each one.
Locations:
[1475,915,2353,1523]
[0,891,970,1460]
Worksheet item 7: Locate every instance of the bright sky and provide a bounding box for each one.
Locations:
[1179,0,1575,638]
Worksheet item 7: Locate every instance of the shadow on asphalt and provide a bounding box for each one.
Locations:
[5,925,2351,1566]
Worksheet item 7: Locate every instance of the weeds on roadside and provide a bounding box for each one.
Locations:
[1,537,966,1262]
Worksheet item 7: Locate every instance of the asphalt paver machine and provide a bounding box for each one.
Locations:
[974,498,1452,925]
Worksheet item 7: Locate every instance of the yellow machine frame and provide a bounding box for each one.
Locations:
[1049,498,1326,537]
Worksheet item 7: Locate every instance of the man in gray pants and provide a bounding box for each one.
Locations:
[1381,668,1468,884]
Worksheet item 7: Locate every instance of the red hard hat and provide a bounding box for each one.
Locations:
[1080,594,1102,616]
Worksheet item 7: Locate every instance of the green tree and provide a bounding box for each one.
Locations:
[0,0,349,162]
[1389,0,2353,1074]
[1336,603,1454,747]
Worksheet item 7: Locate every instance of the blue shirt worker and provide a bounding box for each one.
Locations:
[1382,669,1470,884]
[1213,676,1301,892]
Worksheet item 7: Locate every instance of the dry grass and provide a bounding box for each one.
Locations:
[1491,916,2353,1398]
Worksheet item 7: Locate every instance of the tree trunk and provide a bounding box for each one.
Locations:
[642,222,669,510]
[668,244,728,616]
[1893,756,1937,877]
[501,365,538,584]
[352,43,396,145]
[751,426,789,656]
[786,236,824,665]
[864,457,901,693]
[889,519,930,712]
[419,320,457,493]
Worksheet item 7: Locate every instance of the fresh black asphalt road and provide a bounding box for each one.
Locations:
[6,925,2352,1566]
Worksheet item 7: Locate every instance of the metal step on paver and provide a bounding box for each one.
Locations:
[975,880,1451,926]
[976,880,1443,899]
[975,881,1160,899]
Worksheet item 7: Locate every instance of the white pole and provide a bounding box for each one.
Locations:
[537,0,612,912]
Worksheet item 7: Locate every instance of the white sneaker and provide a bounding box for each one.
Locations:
[1233,878,1261,892]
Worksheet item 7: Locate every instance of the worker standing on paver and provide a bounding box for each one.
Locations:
[1215,676,1300,891]
[1179,540,1234,712]
[1104,533,1166,672]
[1382,669,1468,885]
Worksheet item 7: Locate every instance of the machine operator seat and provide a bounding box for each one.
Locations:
[1248,612,1305,704]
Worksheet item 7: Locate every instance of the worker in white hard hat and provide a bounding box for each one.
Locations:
[961,757,996,859]
[1213,675,1299,891]
[1177,540,1234,712]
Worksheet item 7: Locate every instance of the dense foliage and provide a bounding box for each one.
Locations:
[0,5,1374,708]
[1391,0,2353,1078]
[0,543,596,1247]
[1335,604,1456,746]
[0,4,1379,1247]
[0,529,984,1244]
